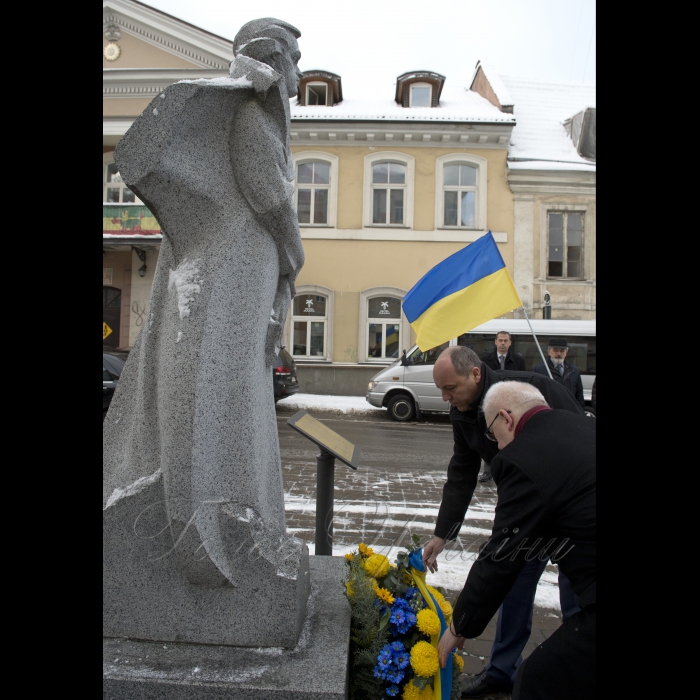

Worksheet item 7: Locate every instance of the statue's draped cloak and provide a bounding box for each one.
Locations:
[103,56,304,577]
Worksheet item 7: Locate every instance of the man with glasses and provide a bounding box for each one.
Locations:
[426,346,583,697]
[438,381,595,700]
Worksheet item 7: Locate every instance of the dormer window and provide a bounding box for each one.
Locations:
[306,82,328,106]
[297,71,343,106]
[395,71,446,108]
[410,83,432,107]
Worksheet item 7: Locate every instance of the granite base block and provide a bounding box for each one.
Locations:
[103,556,350,700]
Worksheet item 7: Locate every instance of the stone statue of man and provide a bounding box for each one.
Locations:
[103,19,309,648]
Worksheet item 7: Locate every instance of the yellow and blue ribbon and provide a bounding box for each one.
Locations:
[408,549,452,699]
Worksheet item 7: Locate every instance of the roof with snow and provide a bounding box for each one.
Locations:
[501,76,596,171]
[289,83,516,123]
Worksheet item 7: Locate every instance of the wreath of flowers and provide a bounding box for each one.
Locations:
[345,536,466,700]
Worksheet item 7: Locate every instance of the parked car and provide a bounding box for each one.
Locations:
[103,349,128,419]
[273,346,299,402]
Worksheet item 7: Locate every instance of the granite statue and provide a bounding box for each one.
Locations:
[103,18,310,648]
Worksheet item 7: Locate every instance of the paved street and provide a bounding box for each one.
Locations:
[276,408,564,696]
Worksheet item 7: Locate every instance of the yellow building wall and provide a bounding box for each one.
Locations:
[103,32,200,70]
[290,144,514,360]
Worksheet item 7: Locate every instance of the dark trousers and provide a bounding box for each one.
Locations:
[512,605,595,700]
[486,558,580,684]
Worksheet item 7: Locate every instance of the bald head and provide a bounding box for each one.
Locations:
[433,345,483,411]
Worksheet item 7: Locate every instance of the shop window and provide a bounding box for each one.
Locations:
[548,212,584,279]
[291,291,330,359]
[366,297,402,360]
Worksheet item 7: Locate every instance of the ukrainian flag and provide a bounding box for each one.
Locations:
[402,232,522,351]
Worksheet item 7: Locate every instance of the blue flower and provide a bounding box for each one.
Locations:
[373,667,387,680]
[390,641,405,654]
[386,669,405,684]
[377,654,392,671]
[394,649,410,669]
[386,685,399,697]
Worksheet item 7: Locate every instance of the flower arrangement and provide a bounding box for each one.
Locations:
[345,535,465,700]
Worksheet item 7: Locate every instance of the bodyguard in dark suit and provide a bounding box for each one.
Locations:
[438,380,595,700]
[482,331,526,372]
[533,337,585,409]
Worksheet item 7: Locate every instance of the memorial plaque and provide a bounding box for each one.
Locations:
[287,410,360,469]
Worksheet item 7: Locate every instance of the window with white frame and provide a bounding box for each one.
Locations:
[291,293,328,359]
[306,82,328,106]
[364,153,415,228]
[366,297,402,360]
[548,211,584,278]
[409,82,432,107]
[435,154,487,230]
[103,154,141,204]
[293,153,338,227]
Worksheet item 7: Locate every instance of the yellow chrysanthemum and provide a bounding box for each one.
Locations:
[358,543,368,554]
[410,640,440,678]
[426,585,445,604]
[439,600,453,623]
[402,681,434,700]
[361,553,391,579]
[416,608,441,637]
[345,580,354,597]
[344,552,354,561]
[453,653,464,672]
[373,584,395,605]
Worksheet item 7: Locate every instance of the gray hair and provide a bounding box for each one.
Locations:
[442,345,481,376]
[482,381,548,422]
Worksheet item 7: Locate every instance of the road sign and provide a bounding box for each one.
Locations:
[103,322,113,340]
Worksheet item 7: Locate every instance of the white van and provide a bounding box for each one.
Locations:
[365,319,596,421]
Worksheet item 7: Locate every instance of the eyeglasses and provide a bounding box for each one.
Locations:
[485,410,511,441]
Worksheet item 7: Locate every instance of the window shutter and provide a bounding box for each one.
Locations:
[298,82,306,106]
[431,82,439,107]
[402,88,410,108]
[327,83,333,106]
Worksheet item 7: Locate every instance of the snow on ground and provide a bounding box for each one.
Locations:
[277,393,384,416]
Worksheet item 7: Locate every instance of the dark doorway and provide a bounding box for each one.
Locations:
[103,286,121,348]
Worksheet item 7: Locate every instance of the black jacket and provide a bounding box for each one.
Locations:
[434,363,584,540]
[481,347,526,372]
[533,358,585,409]
[452,409,596,638]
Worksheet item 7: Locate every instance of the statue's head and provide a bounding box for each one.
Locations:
[233,18,302,97]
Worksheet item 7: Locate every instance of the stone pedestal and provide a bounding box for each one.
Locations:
[103,556,350,700]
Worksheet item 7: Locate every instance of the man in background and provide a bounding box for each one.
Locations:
[478,331,525,482]
[482,331,526,372]
[533,338,585,409]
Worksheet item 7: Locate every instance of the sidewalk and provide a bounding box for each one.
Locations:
[277,394,563,697]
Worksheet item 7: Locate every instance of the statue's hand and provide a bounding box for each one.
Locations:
[265,318,284,367]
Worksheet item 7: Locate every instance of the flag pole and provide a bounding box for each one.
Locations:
[521,306,553,379]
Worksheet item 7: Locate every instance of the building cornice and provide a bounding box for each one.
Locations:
[290,121,514,148]
[103,0,232,69]
[103,68,228,99]
[507,167,596,195]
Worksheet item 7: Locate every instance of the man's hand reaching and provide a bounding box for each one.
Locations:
[422,536,446,573]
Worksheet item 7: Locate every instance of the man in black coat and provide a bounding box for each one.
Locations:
[533,337,585,409]
[424,346,584,697]
[481,330,526,372]
[438,380,595,700]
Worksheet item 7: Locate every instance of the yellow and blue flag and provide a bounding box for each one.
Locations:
[402,231,521,351]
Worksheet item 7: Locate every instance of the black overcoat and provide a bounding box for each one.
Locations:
[481,347,526,372]
[434,364,584,540]
[533,358,585,409]
[451,409,596,639]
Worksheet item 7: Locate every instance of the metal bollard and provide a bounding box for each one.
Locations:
[314,449,336,555]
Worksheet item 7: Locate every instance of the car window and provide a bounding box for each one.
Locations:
[407,342,449,366]
[104,366,115,381]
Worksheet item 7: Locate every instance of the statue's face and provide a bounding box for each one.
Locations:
[279,38,302,97]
